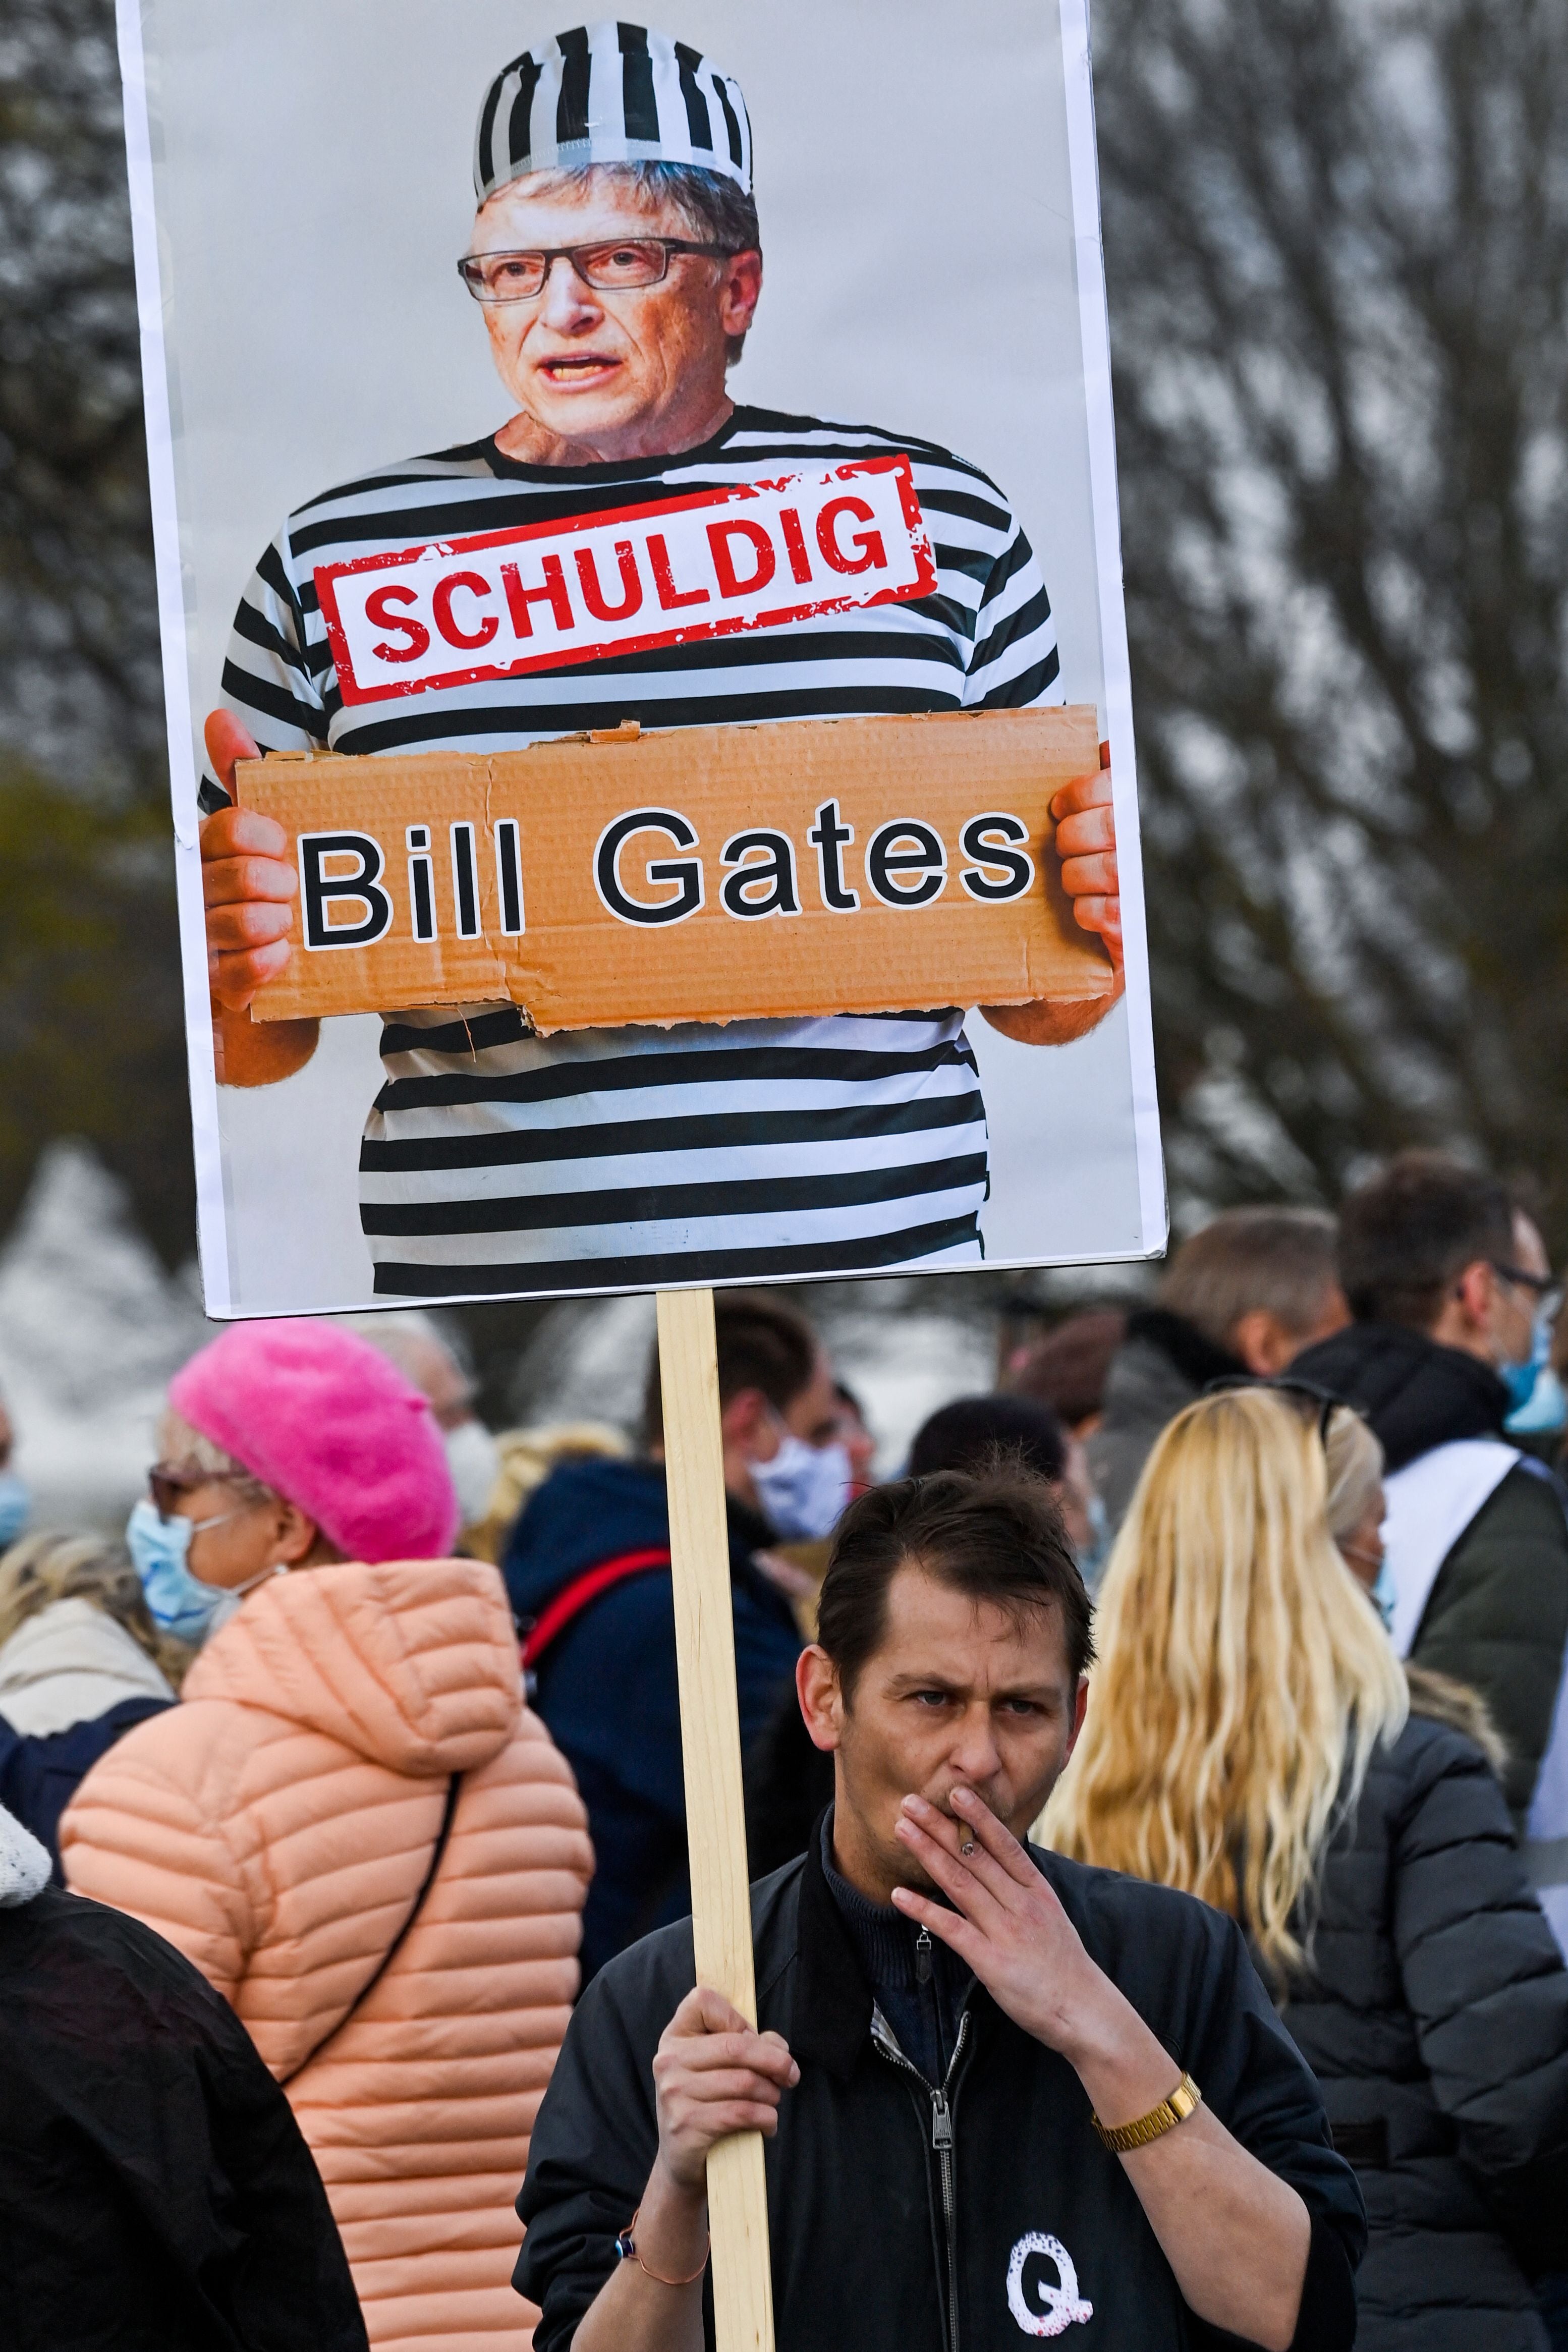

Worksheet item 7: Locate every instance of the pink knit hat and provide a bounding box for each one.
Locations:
[169,1321,460,1563]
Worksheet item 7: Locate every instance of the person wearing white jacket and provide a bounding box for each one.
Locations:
[0,1531,178,1867]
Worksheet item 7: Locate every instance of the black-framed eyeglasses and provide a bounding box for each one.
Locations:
[1489,1260,1560,1308]
[457,238,738,304]
[1201,1374,1351,1446]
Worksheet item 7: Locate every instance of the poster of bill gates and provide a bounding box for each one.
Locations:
[119,0,1166,1315]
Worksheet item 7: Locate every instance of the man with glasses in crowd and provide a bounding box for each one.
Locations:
[1295,1153,1568,1943]
[197,20,1123,1301]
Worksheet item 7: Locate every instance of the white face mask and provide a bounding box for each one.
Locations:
[749,1426,853,1542]
[444,1419,501,1525]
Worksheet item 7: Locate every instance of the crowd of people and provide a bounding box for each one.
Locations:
[4,1147,1568,2347]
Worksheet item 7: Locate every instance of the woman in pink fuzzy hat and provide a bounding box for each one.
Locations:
[61,1321,592,2350]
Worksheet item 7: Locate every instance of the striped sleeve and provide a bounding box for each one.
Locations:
[964,520,1063,711]
[219,529,332,753]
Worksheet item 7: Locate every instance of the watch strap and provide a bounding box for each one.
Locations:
[1092,2070,1202,2154]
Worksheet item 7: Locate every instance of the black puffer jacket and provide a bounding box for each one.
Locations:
[1294,1320,1568,1817]
[1279,1710,1568,2352]
[0,1863,367,2349]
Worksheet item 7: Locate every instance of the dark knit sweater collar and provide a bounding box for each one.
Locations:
[818,1814,973,2054]
[820,1818,933,1994]
[787,1807,982,2086]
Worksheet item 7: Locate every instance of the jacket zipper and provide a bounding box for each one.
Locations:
[873,2006,971,2352]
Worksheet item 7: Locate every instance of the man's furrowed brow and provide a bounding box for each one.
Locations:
[884,1665,1066,1705]
[884,1668,960,1695]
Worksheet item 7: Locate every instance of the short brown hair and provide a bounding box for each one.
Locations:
[642,1289,819,1446]
[1160,1208,1340,1351]
[817,1466,1094,1702]
[1337,1152,1516,1330]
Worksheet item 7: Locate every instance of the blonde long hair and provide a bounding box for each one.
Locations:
[1044,1387,1408,1976]
[0,1529,192,1688]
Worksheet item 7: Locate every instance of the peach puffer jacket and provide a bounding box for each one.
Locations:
[61,1556,592,2351]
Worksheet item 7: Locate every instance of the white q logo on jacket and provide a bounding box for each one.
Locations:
[1006,2232,1094,2337]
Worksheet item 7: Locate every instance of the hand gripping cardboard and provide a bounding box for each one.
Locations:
[234,706,1113,1032]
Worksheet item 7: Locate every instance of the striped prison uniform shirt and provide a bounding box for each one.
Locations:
[215,406,1063,1298]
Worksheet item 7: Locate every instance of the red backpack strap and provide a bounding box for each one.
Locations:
[522,1546,673,1670]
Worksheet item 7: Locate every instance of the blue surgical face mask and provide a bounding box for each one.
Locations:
[1370,1556,1397,1632]
[749,1427,853,1542]
[0,1471,30,1551]
[126,1497,280,1644]
[1504,1306,1568,1434]
[1076,1489,1112,1593]
[1340,1533,1394,1631]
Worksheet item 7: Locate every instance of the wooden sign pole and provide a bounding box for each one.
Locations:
[657,1286,777,2352]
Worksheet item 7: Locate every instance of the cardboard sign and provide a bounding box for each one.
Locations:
[316,457,936,705]
[237,707,1113,1032]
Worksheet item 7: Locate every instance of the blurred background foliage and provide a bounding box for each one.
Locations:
[0,0,187,1260]
[1,0,1565,1272]
[0,757,190,1261]
[1098,0,1568,1222]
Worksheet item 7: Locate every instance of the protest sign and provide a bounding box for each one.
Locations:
[234,708,1113,1028]
[118,0,1164,1316]
[118,8,1166,2338]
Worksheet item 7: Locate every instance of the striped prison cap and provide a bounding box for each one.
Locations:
[475,23,752,206]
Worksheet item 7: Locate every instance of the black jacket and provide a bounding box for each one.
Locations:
[1292,1319,1513,1474]
[0,1695,171,1877]
[516,1832,1364,2350]
[1294,1321,1568,1815]
[502,1456,802,1980]
[0,1884,367,2352]
[1280,1712,1568,2351]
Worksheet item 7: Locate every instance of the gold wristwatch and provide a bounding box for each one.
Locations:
[1091,2071,1202,2154]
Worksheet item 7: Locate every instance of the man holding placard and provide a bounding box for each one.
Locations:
[199,20,1123,1299]
[515,1468,1363,2350]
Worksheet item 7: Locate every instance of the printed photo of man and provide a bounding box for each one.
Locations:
[200,20,1124,1299]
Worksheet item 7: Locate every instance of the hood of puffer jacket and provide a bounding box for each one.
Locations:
[180,1555,520,1776]
[1291,1319,1510,1472]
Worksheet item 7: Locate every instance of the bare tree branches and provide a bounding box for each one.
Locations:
[0,0,189,1253]
[1097,0,1568,1215]
[0,0,163,791]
